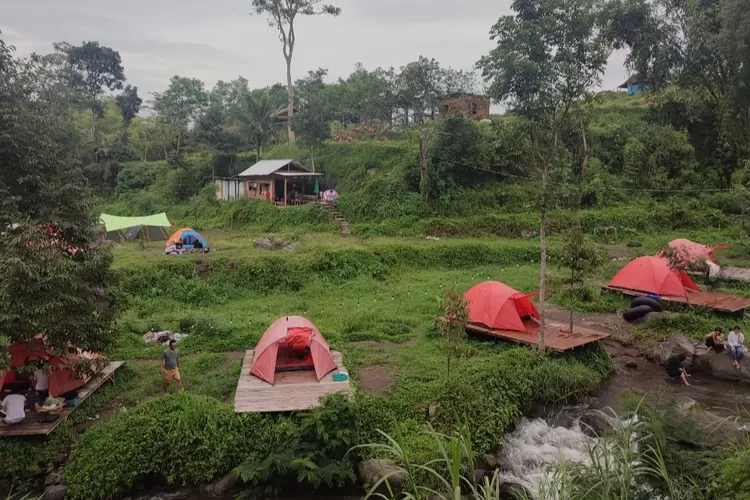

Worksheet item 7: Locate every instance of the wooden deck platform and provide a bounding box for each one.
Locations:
[602,285,750,316]
[466,319,609,352]
[234,350,352,413]
[0,361,124,437]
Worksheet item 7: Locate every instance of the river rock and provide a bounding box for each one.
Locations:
[273,237,284,246]
[692,348,750,383]
[653,334,696,365]
[203,471,238,497]
[44,484,68,500]
[281,241,300,252]
[674,403,743,447]
[45,472,62,486]
[357,459,404,493]
[480,452,514,471]
[500,481,530,499]
[253,238,273,250]
[579,410,617,437]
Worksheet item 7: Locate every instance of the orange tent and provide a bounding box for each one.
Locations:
[464,281,540,332]
[0,338,101,397]
[250,316,337,385]
[666,239,728,265]
[608,256,701,298]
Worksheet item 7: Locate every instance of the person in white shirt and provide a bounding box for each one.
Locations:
[0,392,27,425]
[728,325,745,369]
[33,365,49,400]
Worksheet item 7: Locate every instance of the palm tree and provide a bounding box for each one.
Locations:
[232,90,280,161]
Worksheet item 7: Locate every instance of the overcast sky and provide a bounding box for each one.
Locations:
[3,0,629,101]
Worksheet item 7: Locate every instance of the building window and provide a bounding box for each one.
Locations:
[471,102,478,115]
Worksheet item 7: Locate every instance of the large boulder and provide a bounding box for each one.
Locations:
[357,459,404,494]
[253,238,273,250]
[579,410,618,437]
[202,471,238,497]
[44,484,68,500]
[674,398,744,447]
[653,334,696,365]
[692,348,750,383]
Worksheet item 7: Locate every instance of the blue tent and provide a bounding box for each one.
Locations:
[167,228,208,249]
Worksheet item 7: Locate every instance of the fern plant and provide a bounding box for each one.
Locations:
[234,394,357,493]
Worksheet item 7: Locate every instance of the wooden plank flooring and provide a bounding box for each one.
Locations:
[602,285,750,315]
[0,361,124,437]
[466,319,609,352]
[234,350,352,413]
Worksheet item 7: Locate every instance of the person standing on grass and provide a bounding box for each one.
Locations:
[161,340,182,393]
[728,325,745,369]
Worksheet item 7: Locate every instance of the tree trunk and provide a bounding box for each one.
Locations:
[91,107,98,165]
[91,107,97,143]
[176,132,182,157]
[419,135,428,202]
[286,56,294,142]
[580,118,589,178]
[570,266,575,334]
[538,207,547,355]
[257,143,262,162]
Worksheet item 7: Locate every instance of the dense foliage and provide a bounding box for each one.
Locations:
[0,37,115,358]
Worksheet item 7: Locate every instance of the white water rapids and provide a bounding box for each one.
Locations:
[499,417,594,498]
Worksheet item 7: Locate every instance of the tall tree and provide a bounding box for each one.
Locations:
[603,0,750,184]
[57,41,125,142]
[115,84,142,126]
[152,76,208,155]
[0,36,115,366]
[231,89,280,160]
[478,0,609,353]
[251,0,342,142]
[396,56,443,126]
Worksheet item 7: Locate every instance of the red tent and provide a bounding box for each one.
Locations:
[250,316,337,385]
[464,281,540,332]
[667,239,728,265]
[608,256,701,297]
[0,338,100,397]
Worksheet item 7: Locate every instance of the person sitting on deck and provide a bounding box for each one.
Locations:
[705,328,725,353]
[0,390,26,425]
[666,353,691,386]
[32,362,49,403]
[728,325,745,369]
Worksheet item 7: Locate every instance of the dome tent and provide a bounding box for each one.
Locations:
[250,316,337,385]
[608,256,701,298]
[165,228,208,249]
[463,281,539,332]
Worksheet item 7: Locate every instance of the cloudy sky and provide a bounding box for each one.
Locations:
[3,0,629,100]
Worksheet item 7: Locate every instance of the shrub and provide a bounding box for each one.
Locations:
[0,426,70,483]
[64,394,254,499]
[713,446,750,500]
[234,394,357,493]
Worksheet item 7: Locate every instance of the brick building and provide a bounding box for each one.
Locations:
[439,94,491,120]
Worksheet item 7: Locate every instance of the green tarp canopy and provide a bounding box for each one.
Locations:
[99,213,171,232]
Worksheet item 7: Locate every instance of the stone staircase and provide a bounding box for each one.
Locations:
[318,201,351,235]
